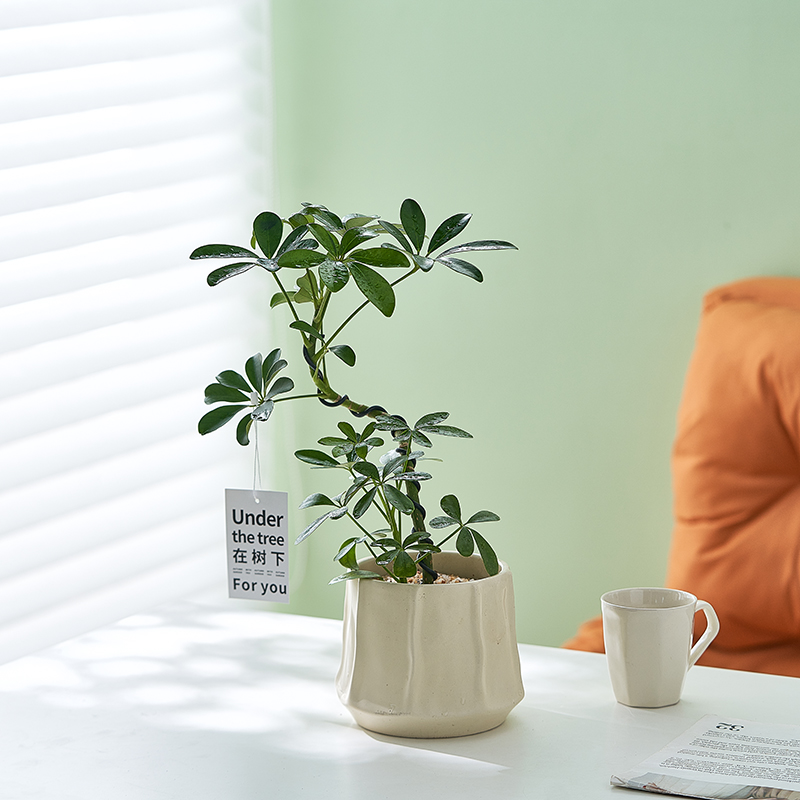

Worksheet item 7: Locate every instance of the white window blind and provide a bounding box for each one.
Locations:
[0,1,270,663]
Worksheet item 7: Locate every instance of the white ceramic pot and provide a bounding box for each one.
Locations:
[336,551,524,738]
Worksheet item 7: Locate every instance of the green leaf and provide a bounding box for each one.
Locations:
[466,510,501,524]
[309,223,340,256]
[423,424,472,438]
[400,198,426,252]
[437,256,483,282]
[377,220,413,253]
[338,550,359,572]
[342,477,369,505]
[318,259,349,292]
[198,404,247,435]
[428,515,459,529]
[374,414,407,432]
[207,262,257,286]
[318,436,350,447]
[245,353,263,392]
[297,270,318,293]
[329,569,382,584]
[338,422,358,441]
[295,506,347,545]
[349,262,396,317]
[253,211,284,258]
[340,226,378,255]
[361,421,377,438]
[215,370,251,392]
[353,461,380,482]
[276,249,326,268]
[330,344,356,367]
[391,471,433,482]
[456,528,475,557]
[190,244,259,260]
[275,223,310,258]
[350,247,410,268]
[204,384,249,404]
[305,205,344,231]
[344,214,378,229]
[440,494,462,521]
[412,253,436,271]
[473,531,499,575]
[289,320,324,341]
[402,531,425,548]
[262,349,287,384]
[410,429,433,448]
[265,376,294,400]
[415,411,449,428]
[295,449,340,467]
[384,485,415,514]
[427,213,471,254]
[336,537,360,571]
[289,212,310,228]
[299,492,335,509]
[236,414,254,446]
[438,239,518,257]
[376,549,399,566]
[380,454,405,479]
[394,550,418,578]
[334,536,364,561]
[270,291,293,308]
[353,486,378,519]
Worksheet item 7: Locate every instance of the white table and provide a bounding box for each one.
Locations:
[2,599,799,800]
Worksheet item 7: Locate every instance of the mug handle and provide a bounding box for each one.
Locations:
[689,600,720,668]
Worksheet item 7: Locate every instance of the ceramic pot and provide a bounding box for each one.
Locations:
[336,551,524,738]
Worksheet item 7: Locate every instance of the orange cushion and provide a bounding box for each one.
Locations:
[564,278,800,676]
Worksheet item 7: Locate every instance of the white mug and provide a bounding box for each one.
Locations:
[601,587,720,708]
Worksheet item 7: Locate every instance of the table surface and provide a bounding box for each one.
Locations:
[2,599,799,800]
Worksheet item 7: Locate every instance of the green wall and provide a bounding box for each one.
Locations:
[261,0,800,645]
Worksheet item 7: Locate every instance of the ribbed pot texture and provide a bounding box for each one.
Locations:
[336,552,524,738]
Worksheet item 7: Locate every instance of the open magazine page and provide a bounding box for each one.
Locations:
[612,715,800,799]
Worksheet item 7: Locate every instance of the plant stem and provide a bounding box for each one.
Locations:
[314,265,421,364]
[272,273,302,324]
[273,394,319,403]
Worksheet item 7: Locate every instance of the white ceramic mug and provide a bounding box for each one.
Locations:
[601,587,720,708]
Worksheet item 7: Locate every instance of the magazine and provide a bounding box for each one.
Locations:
[612,715,800,799]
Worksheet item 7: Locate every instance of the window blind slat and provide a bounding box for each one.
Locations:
[0,134,257,216]
[1,1,225,30]
[0,272,248,352]
[0,175,260,261]
[0,468,226,580]
[0,220,257,306]
[0,0,270,664]
[0,94,247,170]
[0,509,222,626]
[0,9,249,77]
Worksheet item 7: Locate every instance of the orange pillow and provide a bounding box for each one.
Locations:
[564,278,800,677]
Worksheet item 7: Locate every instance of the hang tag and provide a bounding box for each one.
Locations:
[225,488,289,603]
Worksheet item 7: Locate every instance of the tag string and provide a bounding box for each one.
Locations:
[252,421,262,500]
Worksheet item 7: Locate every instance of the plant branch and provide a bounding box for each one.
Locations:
[271,272,302,324]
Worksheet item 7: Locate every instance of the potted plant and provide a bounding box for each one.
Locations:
[191,199,524,737]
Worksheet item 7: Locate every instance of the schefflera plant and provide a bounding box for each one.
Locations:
[191,199,517,584]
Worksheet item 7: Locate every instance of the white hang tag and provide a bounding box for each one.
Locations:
[225,488,289,603]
